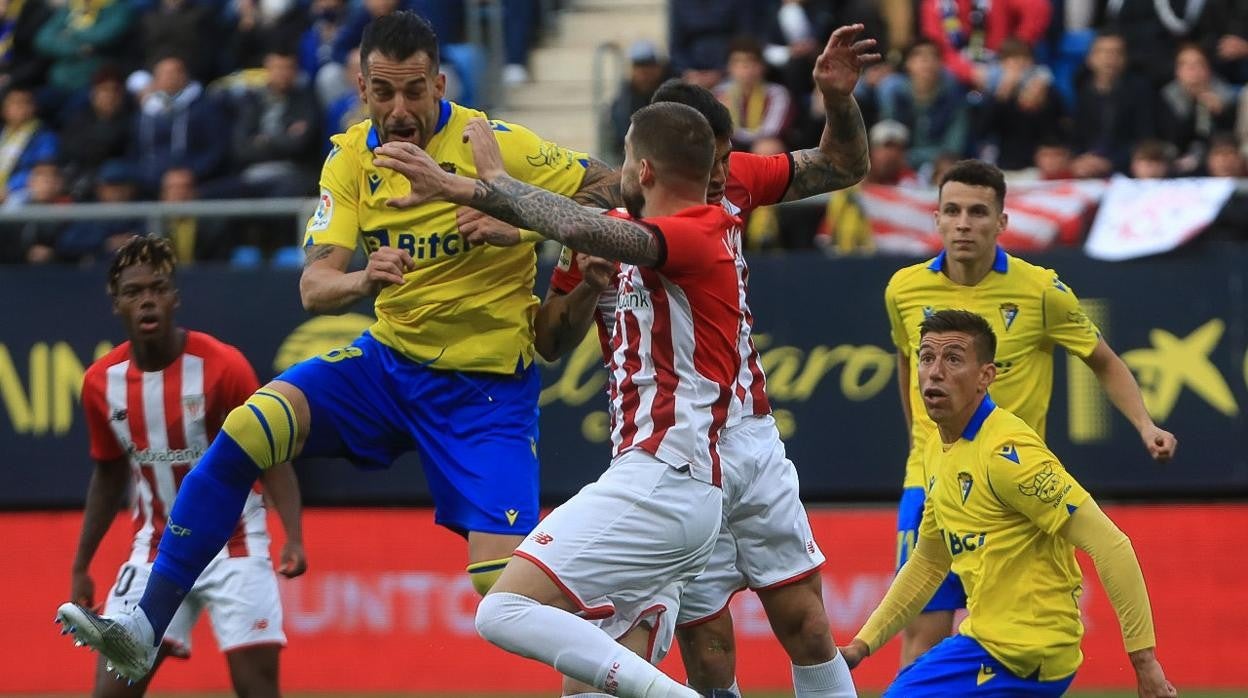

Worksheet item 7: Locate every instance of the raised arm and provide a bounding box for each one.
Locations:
[373,119,663,266]
[782,24,881,203]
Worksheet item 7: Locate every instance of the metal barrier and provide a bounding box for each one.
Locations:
[0,198,318,247]
[592,40,626,165]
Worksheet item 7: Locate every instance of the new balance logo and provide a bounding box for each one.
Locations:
[253,618,269,630]
[977,664,996,686]
[530,532,553,545]
[111,409,127,422]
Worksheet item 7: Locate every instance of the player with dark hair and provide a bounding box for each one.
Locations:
[57,10,617,681]
[885,160,1177,667]
[523,25,880,698]
[376,100,743,698]
[839,309,1175,698]
[69,235,305,696]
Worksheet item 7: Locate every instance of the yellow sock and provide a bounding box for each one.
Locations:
[467,556,512,596]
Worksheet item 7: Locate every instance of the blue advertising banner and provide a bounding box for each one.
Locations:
[2,245,1246,508]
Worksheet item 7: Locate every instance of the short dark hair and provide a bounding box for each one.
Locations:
[108,235,177,296]
[905,38,940,62]
[939,159,1007,212]
[651,79,733,141]
[360,10,439,72]
[919,309,997,364]
[727,35,764,62]
[629,102,714,184]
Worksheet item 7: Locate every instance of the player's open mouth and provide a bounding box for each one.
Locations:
[137,315,160,332]
[923,388,946,399]
[387,125,418,141]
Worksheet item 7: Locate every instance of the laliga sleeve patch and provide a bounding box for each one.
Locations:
[309,189,334,231]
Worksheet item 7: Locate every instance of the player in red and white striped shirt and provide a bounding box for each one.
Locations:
[70,236,305,696]
[374,103,740,698]
[532,26,879,698]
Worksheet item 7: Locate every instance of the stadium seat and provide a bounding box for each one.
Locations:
[271,246,305,269]
[230,245,263,269]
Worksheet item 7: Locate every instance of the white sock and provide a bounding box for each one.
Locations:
[477,592,697,698]
[792,653,857,697]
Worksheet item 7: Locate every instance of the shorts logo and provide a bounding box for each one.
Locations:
[505,509,519,526]
[111,408,127,422]
[977,664,996,686]
[253,618,269,630]
[309,189,333,231]
[530,532,553,545]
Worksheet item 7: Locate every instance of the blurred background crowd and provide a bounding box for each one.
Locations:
[1,0,1246,265]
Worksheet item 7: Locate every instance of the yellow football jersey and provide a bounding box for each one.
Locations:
[885,247,1101,487]
[304,100,590,374]
[920,395,1091,681]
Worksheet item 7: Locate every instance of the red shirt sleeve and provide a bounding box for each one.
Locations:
[646,206,737,278]
[82,366,124,462]
[548,245,583,294]
[727,151,794,216]
[207,344,261,435]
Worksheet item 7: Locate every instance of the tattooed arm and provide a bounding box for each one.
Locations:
[781,23,880,202]
[571,157,625,210]
[299,243,415,313]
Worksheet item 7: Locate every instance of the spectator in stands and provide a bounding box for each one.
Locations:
[669,0,756,75]
[153,166,232,262]
[3,160,69,263]
[230,46,321,197]
[1159,43,1236,175]
[815,119,919,255]
[605,40,668,161]
[224,0,304,74]
[60,66,133,200]
[1096,0,1244,87]
[56,159,143,263]
[324,47,364,148]
[502,0,536,85]
[0,0,52,94]
[681,43,725,91]
[301,0,349,106]
[1203,132,1246,177]
[33,0,134,99]
[0,86,56,203]
[919,0,1052,90]
[1129,139,1176,179]
[1033,139,1076,180]
[139,0,217,84]
[332,0,403,68]
[879,39,969,170]
[716,36,794,151]
[132,55,228,196]
[867,119,920,186]
[1071,31,1155,177]
[764,0,888,103]
[979,38,1066,171]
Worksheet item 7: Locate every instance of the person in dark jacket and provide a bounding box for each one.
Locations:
[131,54,227,196]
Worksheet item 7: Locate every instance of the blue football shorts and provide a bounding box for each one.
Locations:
[897,485,967,612]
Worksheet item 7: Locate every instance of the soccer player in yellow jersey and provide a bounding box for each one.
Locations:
[884,159,1178,666]
[838,309,1176,697]
[54,11,620,682]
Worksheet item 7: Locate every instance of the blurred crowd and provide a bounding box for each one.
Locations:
[0,0,547,265]
[606,0,1248,250]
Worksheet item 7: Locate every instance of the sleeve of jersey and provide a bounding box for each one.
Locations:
[730,151,795,212]
[548,245,583,294]
[494,120,590,197]
[884,278,909,354]
[855,530,952,654]
[989,432,1092,536]
[220,346,262,409]
[82,372,124,462]
[303,139,361,251]
[1060,498,1158,653]
[1042,271,1101,359]
[647,217,715,277]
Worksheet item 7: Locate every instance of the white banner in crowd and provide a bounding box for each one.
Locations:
[860,179,1107,255]
[1085,176,1235,261]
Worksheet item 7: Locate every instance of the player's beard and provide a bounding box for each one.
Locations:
[622,180,645,219]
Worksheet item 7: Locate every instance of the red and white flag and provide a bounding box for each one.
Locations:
[1084,176,1234,261]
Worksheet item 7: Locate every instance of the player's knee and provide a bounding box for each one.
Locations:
[475,591,533,649]
[467,556,511,596]
[221,390,300,470]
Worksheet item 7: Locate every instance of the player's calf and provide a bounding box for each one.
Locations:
[676,613,738,694]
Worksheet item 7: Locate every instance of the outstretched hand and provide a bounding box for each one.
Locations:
[813,24,882,97]
[463,117,507,181]
[372,141,453,210]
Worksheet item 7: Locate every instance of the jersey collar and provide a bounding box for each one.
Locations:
[366,100,454,150]
[961,393,997,441]
[927,245,1009,274]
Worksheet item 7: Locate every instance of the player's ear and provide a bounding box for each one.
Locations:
[638,158,655,187]
[997,211,1008,234]
[979,359,996,391]
[356,65,367,101]
[434,71,446,99]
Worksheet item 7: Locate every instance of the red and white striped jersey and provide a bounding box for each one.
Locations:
[81,331,270,565]
[548,151,793,426]
[607,205,745,486]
